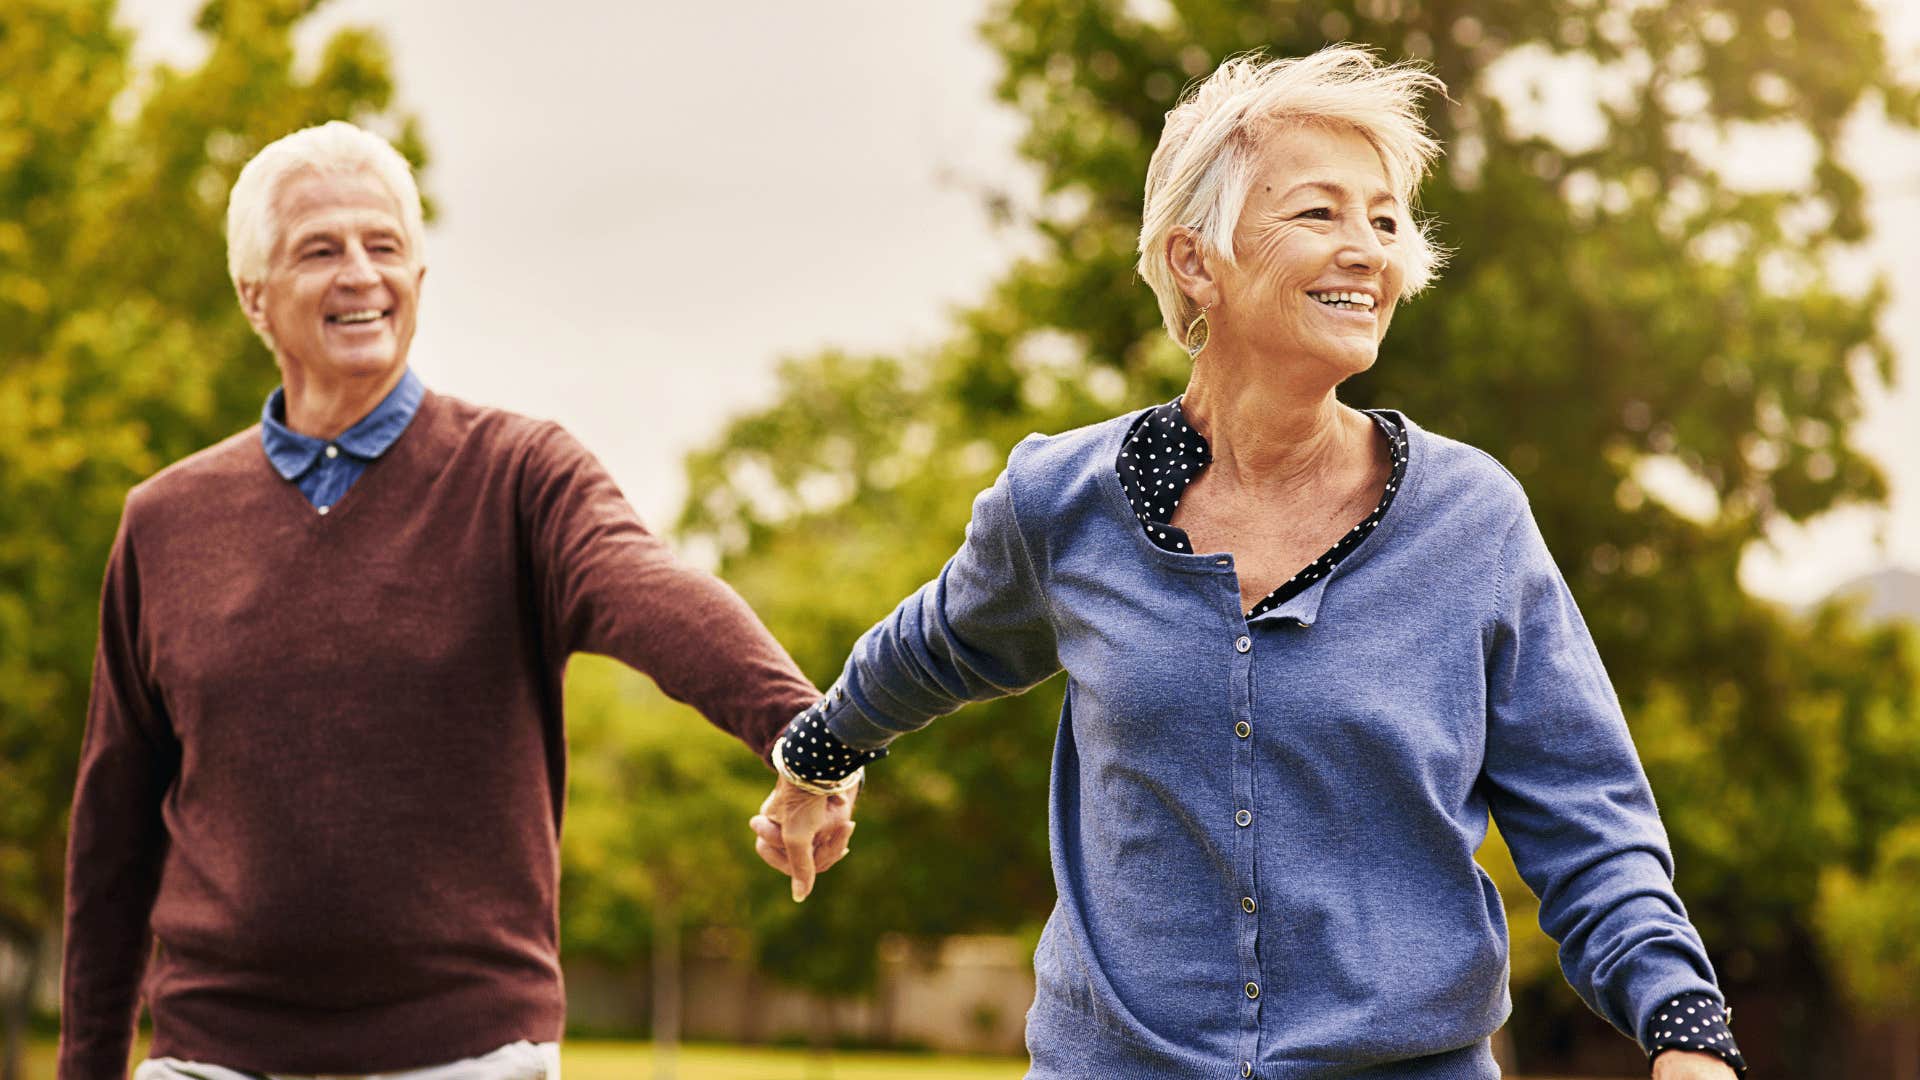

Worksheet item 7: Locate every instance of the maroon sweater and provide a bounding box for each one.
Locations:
[61,390,819,1078]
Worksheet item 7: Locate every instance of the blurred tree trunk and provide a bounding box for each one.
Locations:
[651,899,680,1080]
[0,926,41,1080]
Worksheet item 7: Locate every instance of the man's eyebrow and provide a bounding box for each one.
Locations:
[287,226,340,248]
[285,221,405,252]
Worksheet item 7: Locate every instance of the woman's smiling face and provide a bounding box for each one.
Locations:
[1212,123,1409,379]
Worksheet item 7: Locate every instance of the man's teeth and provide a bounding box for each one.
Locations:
[1310,291,1375,311]
[330,309,385,324]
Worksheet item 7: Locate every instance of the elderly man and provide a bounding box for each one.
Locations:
[59,121,853,1080]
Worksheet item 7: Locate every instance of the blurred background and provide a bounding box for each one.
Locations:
[3,0,1917,1077]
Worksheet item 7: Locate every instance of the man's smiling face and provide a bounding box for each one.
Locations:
[244,168,424,387]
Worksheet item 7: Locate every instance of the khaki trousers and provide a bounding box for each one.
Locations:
[132,1040,559,1080]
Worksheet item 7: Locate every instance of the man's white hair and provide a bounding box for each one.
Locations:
[225,120,426,292]
[1137,46,1447,347]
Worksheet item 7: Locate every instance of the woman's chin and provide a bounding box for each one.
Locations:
[1316,340,1380,377]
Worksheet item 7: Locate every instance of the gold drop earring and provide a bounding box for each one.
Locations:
[1184,303,1212,358]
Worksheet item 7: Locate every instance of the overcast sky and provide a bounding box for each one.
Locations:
[118,0,1919,606]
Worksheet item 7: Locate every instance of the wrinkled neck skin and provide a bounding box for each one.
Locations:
[1179,341,1374,501]
[278,359,407,441]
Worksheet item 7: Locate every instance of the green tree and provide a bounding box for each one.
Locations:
[1817,818,1920,1080]
[679,0,1920,1072]
[0,2,424,1075]
[559,655,773,1073]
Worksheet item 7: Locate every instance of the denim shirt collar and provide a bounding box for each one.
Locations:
[260,368,425,482]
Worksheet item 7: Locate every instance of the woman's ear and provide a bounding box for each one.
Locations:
[1166,227,1219,311]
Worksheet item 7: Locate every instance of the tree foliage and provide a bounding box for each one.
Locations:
[677,0,1920,1071]
[0,0,425,1042]
[559,655,772,963]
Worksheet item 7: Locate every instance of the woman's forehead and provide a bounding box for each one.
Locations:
[1247,123,1396,201]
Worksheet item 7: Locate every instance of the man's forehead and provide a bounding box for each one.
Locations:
[275,171,404,233]
[271,170,407,256]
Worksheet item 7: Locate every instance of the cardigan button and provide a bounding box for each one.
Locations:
[1235,809,1252,827]
[1242,896,1256,913]
[1245,981,1260,1000]
[1235,721,1251,739]
[1234,635,1251,654]
[1242,1063,1253,1077]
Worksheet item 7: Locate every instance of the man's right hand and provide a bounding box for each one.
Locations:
[749,776,857,902]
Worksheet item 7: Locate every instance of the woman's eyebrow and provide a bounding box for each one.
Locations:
[1279,180,1397,207]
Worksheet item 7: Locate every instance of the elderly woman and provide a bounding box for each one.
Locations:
[753,47,1743,1080]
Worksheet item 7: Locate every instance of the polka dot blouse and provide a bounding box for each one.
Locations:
[776,695,885,784]
[1119,398,1406,619]
[1646,992,1746,1073]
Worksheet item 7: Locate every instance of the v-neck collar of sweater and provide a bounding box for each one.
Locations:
[259,367,426,482]
[259,386,439,524]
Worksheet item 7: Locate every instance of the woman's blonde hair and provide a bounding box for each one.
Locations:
[1137,46,1446,346]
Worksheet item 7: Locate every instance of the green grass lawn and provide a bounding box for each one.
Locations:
[22,1039,1606,1079]
[23,1038,1029,1080]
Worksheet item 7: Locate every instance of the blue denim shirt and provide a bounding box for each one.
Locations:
[260,369,425,511]
[816,409,1724,1079]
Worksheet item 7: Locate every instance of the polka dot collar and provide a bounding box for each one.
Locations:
[1115,398,1408,620]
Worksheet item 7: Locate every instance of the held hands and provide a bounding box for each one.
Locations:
[1651,1050,1739,1080]
[749,776,857,902]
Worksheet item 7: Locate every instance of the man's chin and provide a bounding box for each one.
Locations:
[297,351,405,385]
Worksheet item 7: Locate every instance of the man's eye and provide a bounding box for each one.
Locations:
[301,248,334,260]
[1374,216,1399,233]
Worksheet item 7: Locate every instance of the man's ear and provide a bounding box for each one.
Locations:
[237,280,271,339]
[1166,227,1219,311]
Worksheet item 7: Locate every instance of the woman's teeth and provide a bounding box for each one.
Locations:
[1309,291,1374,311]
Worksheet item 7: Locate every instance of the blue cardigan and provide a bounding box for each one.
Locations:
[818,408,1724,1079]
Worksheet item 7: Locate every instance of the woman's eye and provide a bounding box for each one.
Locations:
[1373,216,1399,233]
[1298,207,1332,220]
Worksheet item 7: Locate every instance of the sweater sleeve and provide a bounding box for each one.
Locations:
[820,460,1062,750]
[518,422,818,760]
[60,509,178,1080]
[1481,505,1726,1055]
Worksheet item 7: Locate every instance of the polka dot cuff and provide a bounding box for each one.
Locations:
[1118,399,1407,619]
[774,695,886,786]
[1646,992,1746,1075]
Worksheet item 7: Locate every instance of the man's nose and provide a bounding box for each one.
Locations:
[337,243,381,286]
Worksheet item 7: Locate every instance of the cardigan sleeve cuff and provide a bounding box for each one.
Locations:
[774,684,888,784]
[817,673,904,751]
[1643,991,1747,1075]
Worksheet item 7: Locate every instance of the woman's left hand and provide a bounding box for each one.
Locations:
[749,777,858,902]
[1651,1049,1739,1079]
